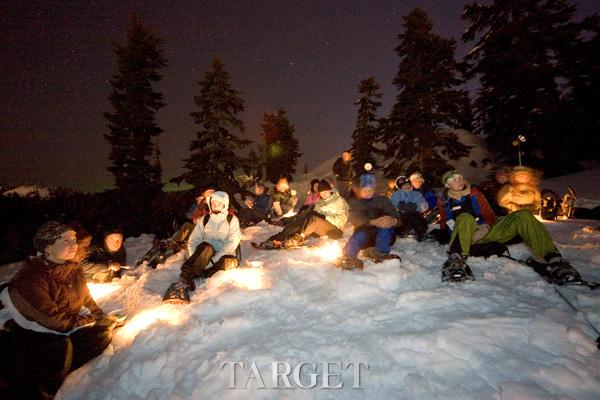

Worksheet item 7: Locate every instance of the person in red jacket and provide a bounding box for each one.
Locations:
[438,170,580,283]
[0,222,123,398]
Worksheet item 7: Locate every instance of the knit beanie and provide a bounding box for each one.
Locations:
[34,221,72,253]
[395,175,410,189]
[359,174,376,189]
[318,179,333,192]
[442,170,462,186]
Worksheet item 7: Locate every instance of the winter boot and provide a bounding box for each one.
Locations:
[442,253,474,282]
[162,280,192,304]
[548,258,581,284]
[362,247,401,263]
[336,256,364,271]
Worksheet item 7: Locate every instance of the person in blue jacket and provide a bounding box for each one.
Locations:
[390,176,429,240]
[239,182,272,228]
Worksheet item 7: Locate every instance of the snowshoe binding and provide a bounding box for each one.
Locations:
[442,253,474,282]
[558,185,576,219]
[523,257,597,288]
[251,240,283,250]
[138,239,186,269]
[362,247,401,264]
[336,256,364,271]
[162,281,191,304]
[540,189,560,221]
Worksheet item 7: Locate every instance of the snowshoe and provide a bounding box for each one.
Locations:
[336,256,364,271]
[558,186,576,219]
[251,240,284,250]
[162,281,191,304]
[540,189,560,221]
[362,247,401,263]
[282,234,305,249]
[524,257,588,286]
[442,253,474,282]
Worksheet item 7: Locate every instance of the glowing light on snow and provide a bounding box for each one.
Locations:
[315,241,342,262]
[87,282,120,300]
[119,305,185,340]
[214,267,267,290]
[282,210,297,218]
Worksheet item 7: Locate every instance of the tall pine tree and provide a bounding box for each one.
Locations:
[381,8,472,183]
[104,15,166,197]
[463,0,587,175]
[350,77,383,175]
[182,58,251,193]
[259,109,302,183]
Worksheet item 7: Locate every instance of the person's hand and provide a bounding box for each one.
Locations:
[76,314,96,327]
[472,224,490,242]
[245,199,254,208]
[108,263,121,272]
[290,190,297,197]
[95,313,127,329]
[370,216,397,228]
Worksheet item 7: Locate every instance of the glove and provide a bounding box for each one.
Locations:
[95,313,127,329]
[472,224,491,242]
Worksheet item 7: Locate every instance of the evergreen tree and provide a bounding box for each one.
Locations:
[104,15,166,196]
[350,77,383,175]
[381,8,472,183]
[181,58,251,193]
[259,109,302,183]
[463,0,588,174]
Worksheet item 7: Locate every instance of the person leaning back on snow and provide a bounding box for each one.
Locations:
[238,182,272,228]
[496,165,541,215]
[80,229,127,283]
[337,174,402,270]
[437,170,580,283]
[255,179,348,250]
[390,175,429,241]
[0,221,123,398]
[163,191,241,304]
[270,178,298,218]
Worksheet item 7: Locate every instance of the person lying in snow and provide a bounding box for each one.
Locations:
[238,182,272,228]
[80,229,127,283]
[254,180,348,250]
[0,222,123,399]
[438,170,580,283]
[337,174,402,270]
[390,175,429,241]
[270,178,298,218]
[497,166,542,215]
[163,191,241,304]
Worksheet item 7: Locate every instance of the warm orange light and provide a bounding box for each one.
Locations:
[87,282,120,300]
[118,305,185,341]
[314,241,342,262]
[213,267,268,290]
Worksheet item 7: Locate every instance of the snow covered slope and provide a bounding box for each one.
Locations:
[26,219,597,399]
[542,167,600,209]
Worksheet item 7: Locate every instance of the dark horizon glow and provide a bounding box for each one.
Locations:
[1,0,598,192]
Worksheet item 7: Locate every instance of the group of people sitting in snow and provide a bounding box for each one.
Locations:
[0,149,582,398]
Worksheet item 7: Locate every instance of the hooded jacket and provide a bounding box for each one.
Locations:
[0,256,102,334]
[390,189,429,213]
[314,192,349,230]
[187,191,241,263]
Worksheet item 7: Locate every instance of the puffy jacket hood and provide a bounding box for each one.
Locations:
[207,191,230,213]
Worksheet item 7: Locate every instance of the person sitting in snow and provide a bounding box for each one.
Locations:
[337,174,402,270]
[270,178,298,218]
[479,166,511,217]
[254,179,348,250]
[80,229,127,282]
[409,172,438,211]
[163,191,241,304]
[497,166,541,215]
[302,179,321,209]
[0,222,123,398]
[390,175,429,241]
[438,170,580,283]
[171,188,215,243]
[239,182,272,228]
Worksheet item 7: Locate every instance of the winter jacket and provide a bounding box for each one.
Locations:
[80,243,126,281]
[253,193,272,215]
[0,256,102,334]
[271,188,297,205]
[185,203,199,221]
[314,192,349,230]
[416,186,438,210]
[187,191,241,263]
[332,158,355,181]
[348,195,402,229]
[438,187,496,230]
[497,183,541,214]
[304,192,321,207]
[390,189,429,213]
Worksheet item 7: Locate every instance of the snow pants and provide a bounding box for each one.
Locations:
[171,222,196,243]
[269,211,343,242]
[272,198,298,217]
[0,321,112,399]
[449,210,559,258]
[180,243,238,287]
[345,226,395,257]
[397,211,428,239]
[239,208,267,227]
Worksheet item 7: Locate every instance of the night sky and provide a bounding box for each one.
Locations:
[2,1,598,192]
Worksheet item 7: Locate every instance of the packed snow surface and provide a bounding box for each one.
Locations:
[0,219,590,399]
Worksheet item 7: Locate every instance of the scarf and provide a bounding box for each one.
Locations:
[447,184,471,201]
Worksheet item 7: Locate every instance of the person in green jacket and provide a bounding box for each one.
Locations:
[255,180,349,249]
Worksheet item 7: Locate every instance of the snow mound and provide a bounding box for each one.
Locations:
[43,220,600,399]
[2,185,51,199]
[542,167,600,209]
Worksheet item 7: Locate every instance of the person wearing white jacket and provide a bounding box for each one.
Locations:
[163,191,241,304]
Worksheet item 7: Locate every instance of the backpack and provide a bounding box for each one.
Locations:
[201,210,241,261]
